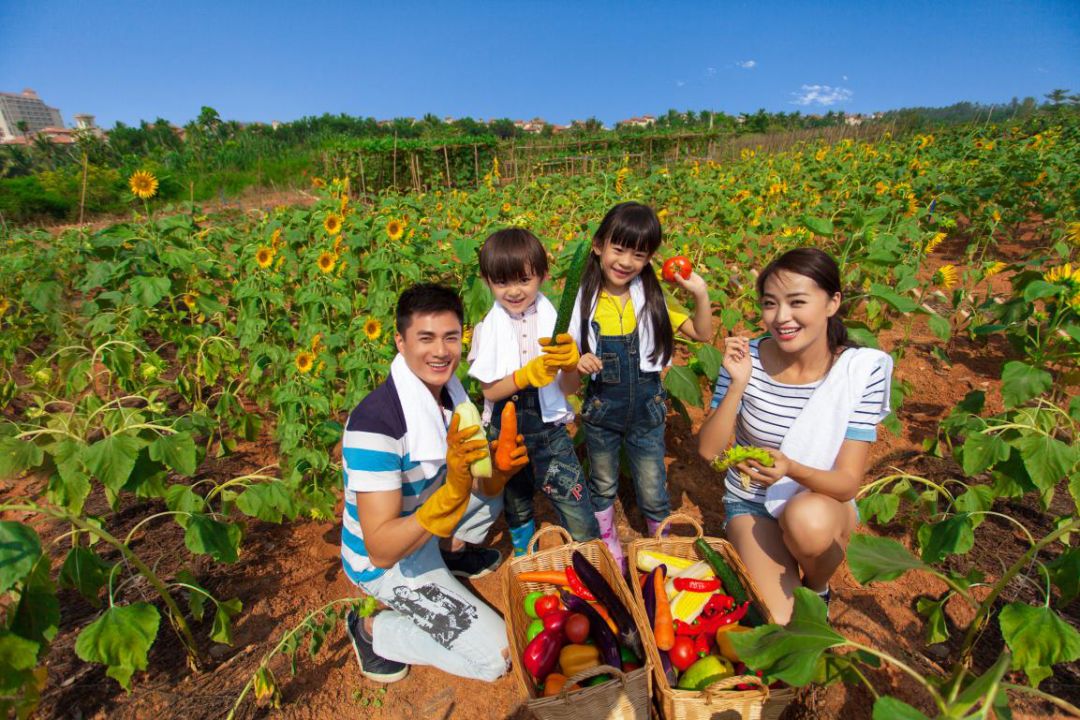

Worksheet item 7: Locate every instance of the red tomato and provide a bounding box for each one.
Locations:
[661,256,692,283]
[564,613,590,644]
[669,636,697,672]
[535,594,561,618]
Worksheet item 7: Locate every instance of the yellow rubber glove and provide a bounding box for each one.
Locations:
[415,413,489,537]
[482,435,529,496]
[539,333,580,371]
[513,355,557,389]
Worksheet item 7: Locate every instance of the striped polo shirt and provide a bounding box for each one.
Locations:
[710,338,886,503]
[340,375,452,585]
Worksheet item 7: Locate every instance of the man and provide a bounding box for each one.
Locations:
[341,283,527,682]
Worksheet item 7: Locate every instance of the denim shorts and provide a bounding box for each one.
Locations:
[722,490,860,530]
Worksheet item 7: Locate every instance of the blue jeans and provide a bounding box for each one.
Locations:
[722,490,861,530]
[491,389,599,541]
[581,326,671,523]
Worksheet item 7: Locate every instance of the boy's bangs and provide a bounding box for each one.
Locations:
[484,253,536,284]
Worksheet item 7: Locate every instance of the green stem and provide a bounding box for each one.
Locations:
[847,640,945,712]
[1001,682,1080,717]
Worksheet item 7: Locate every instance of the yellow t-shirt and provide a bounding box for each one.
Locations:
[593,291,689,336]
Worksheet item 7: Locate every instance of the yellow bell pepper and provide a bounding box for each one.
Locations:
[716,624,751,662]
[559,643,600,677]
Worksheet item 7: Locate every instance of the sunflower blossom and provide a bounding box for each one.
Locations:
[317,251,337,274]
[934,264,959,289]
[1066,222,1080,247]
[324,213,343,235]
[925,232,946,254]
[364,318,383,341]
[256,246,274,268]
[386,218,405,241]
[983,261,1007,279]
[295,350,315,374]
[129,170,159,199]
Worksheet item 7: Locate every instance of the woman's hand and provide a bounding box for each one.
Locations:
[722,336,752,388]
[735,448,791,486]
[578,352,603,375]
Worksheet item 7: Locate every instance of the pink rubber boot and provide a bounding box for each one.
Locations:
[594,506,625,571]
[646,517,670,539]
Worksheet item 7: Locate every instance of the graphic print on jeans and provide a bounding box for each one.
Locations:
[389,584,478,649]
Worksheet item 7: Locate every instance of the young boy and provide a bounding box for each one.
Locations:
[341,284,526,683]
[468,229,600,555]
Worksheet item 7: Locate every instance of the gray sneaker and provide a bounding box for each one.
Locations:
[346,610,408,683]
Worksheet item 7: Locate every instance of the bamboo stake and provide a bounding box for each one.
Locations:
[473,143,480,188]
[78,151,89,225]
[443,145,451,188]
[358,151,367,194]
[392,132,398,190]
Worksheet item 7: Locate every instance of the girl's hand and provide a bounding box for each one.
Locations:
[735,448,791,486]
[672,270,708,298]
[578,353,603,375]
[722,336,752,387]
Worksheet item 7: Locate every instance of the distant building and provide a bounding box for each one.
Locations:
[513,117,548,134]
[0,89,64,140]
[73,113,105,139]
[618,114,656,128]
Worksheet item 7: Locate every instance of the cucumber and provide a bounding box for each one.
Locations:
[553,240,590,336]
[694,538,766,627]
[453,401,491,478]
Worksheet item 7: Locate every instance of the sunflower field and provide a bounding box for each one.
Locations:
[0,111,1078,717]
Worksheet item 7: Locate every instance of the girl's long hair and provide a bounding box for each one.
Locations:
[755,247,856,355]
[577,202,674,365]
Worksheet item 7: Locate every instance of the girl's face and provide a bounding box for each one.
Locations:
[486,270,543,315]
[760,270,840,355]
[594,240,651,293]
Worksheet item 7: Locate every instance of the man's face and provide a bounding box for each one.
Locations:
[395,311,463,396]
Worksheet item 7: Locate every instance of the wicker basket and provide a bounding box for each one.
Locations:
[503,524,653,720]
[626,514,796,720]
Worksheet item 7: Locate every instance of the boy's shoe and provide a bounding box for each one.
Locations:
[442,546,503,579]
[346,610,409,683]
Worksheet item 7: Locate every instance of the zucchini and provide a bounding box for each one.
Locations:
[553,240,590,336]
[453,401,491,478]
[694,538,766,627]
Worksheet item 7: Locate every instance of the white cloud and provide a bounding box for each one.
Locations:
[675,80,686,87]
[790,84,853,106]
[706,67,717,77]
[736,60,756,69]
[842,74,849,81]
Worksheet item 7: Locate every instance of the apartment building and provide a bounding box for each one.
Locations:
[0,89,64,140]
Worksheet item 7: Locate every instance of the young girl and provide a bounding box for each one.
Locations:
[570,202,713,568]
[697,248,893,624]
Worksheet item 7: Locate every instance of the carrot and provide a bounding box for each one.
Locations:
[517,570,569,585]
[653,566,674,651]
[495,401,519,472]
[588,601,619,634]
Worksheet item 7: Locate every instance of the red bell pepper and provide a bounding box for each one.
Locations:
[522,628,562,680]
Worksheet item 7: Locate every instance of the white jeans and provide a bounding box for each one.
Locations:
[357,492,509,681]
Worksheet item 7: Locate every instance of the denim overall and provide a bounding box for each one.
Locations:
[490,388,600,544]
[580,321,671,523]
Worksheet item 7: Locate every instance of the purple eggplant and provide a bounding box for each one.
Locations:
[560,590,621,670]
[571,550,643,658]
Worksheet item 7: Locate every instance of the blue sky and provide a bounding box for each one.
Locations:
[1,1,1078,128]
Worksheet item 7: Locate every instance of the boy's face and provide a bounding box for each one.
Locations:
[394,311,463,397]
[485,270,543,315]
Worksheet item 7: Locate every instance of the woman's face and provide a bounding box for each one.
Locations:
[759,270,840,354]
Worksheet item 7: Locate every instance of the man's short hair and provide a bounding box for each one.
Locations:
[478,228,549,283]
[396,283,465,334]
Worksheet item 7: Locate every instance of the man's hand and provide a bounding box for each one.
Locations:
[482,435,529,496]
[539,333,580,371]
[514,355,557,389]
[416,413,489,537]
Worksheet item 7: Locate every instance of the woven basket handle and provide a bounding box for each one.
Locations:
[526,524,574,554]
[654,512,704,540]
[701,674,769,703]
[558,664,627,700]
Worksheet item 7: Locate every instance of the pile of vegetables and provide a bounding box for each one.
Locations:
[517,551,644,696]
[635,540,769,692]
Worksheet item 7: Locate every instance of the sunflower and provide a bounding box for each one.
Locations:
[0,297,9,317]
[295,350,315,374]
[461,325,473,347]
[386,218,405,241]
[925,232,946,254]
[874,181,889,195]
[934,264,959,289]
[1044,263,1080,309]
[501,202,512,215]
[317,251,337,273]
[311,177,325,189]
[324,213,343,235]
[256,246,274,268]
[182,293,199,310]
[363,317,383,341]
[1065,222,1080,247]
[984,261,1007,279]
[129,170,159,199]
[270,227,282,248]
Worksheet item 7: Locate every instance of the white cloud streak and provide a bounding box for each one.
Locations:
[736,60,756,69]
[790,84,853,106]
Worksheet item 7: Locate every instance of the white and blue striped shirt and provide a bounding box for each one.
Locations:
[710,338,886,503]
[340,375,451,585]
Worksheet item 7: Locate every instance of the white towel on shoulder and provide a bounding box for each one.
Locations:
[467,294,572,424]
[764,347,894,518]
[567,276,668,373]
[390,353,468,467]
